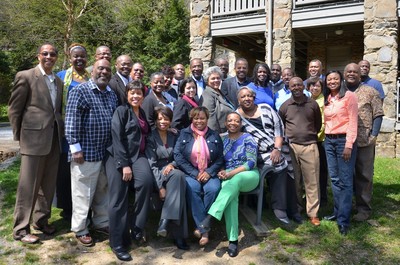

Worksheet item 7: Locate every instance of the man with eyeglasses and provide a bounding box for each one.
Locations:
[130,62,149,96]
[86,45,112,73]
[9,43,64,244]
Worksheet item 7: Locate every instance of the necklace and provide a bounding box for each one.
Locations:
[72,70,89,81]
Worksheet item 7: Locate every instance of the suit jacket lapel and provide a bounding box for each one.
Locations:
[34,66,54,111]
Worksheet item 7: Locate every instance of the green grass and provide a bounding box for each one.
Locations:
[0,104,8,122]
[0,157,399,264]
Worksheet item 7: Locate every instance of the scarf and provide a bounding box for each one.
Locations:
[182,95,198,108]
[190,123,210,173]
[62,67,90,117]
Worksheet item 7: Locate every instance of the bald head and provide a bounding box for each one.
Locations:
[115,55,133,78]
[344,63,361,86]
[92,59,112,90]
[95,46,112,61]
[358,60,371,78]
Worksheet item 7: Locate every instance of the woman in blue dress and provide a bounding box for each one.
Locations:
[247,63,275,108]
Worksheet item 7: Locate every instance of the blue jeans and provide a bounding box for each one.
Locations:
[324,137,357,227]
[186,177,221,234]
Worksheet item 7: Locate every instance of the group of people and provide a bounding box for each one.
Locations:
[8,42,384,261]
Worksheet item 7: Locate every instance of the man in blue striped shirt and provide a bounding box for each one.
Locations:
[65,59,118,246]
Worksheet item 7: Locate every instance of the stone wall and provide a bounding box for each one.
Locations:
[190,0,213,68]
[364,0,399,157]
[271,0,293,69]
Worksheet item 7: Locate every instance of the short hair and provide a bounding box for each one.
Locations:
[234,58,248,67]
[226,111,241,122]
[237,86,256,99]
[161,65,175,76]
[251,63,271,86]
[309,59,322,67]
[214,57,228,65]
[150,72,164,82]
[306,77,323,90]
[96,45,111,53]
[125,80,146,96]
[190,58,203,67]
[323,70,347,105]
[154,106,173,122]
[189,106,210,121]
[178,77,197,95]
[203,66,223,83]
[68,43,87,55]
[37,43,58,55]
[282,67,295,76]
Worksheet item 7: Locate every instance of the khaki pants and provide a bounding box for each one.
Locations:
[289,143,320,218]
[70,161,109,236]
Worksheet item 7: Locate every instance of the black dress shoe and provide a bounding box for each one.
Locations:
[323,214,337,221]
[199,215,212,232]
[338,225,349,235]
[289,214,303,224]
[227,243,238,257]
[157,219,168,237]
[132,227,146,243]
[174,238,190,250]
[112,246,132,261]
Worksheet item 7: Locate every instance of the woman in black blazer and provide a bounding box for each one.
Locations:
[145,106,189,250]
[105,80,154,261]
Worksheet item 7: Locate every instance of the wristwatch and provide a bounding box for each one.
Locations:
[274,147,282,152]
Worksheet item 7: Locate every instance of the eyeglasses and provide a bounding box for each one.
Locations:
[40,52,57,57]
[134,69,144,73]
[96,52,111,56]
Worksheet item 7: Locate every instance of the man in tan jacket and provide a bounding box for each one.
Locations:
[8,43,63,244]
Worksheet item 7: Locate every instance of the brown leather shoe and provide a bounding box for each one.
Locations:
[33,224,56,235]
[76,234,94,246]
[310,217,321,226]
[19,234,40,244]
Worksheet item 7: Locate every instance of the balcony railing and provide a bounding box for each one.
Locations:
[294,0,332,6]
[212,0,266,18]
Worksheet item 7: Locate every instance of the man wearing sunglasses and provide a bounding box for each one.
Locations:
[9,43,63,244]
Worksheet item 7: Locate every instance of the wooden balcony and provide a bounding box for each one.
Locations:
[212,0,266,18]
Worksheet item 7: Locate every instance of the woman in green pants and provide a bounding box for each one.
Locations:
[199,112,259,257]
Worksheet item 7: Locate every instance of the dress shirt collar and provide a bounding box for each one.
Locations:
[38,64,55,82]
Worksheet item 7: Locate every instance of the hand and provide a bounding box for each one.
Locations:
[270,149,281,165]
[197,171,211,183]
[122,166,133,182]
[342,147,352,162]
[369,135,377,145]
[159,188,166,201]
[217,170,227,180]
[162,164,175,176]
[72,151,84,164]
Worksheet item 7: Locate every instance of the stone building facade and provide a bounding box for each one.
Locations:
[189,0,399,157]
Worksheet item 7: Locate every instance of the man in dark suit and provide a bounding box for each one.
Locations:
[220,58,250,108]
[109,54,133,106]
[8,43,63,244]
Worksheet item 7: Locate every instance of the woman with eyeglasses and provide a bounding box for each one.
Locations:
[55,43,90,221]
[171,78,199,130]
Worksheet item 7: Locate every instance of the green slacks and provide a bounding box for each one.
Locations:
[208,169,259,241]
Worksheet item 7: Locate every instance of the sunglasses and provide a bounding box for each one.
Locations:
[40,52,57,57]
[134,69,144,73]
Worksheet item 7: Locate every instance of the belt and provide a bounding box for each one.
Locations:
[326,134,346,139]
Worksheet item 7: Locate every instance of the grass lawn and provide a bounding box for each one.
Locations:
[0,157,399,264]
[0,104,8,122]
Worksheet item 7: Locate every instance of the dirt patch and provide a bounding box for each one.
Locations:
[0,151,17,163]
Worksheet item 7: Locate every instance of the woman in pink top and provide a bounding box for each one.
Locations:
[322,70,358,236]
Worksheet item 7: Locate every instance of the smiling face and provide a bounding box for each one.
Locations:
[131,63,144,80]
[289,77,304,100]
[192,111,208,131]
[282,68,294,86]
[190,59,203,80]
[151,74,165,94]
[308,61,322,77]
[256,66,268,83]
[184,81,197,98]
[70,48,87,72]
[127,88,144,109]
[237,88,255,110]
[344,63,361,87]
[326,72,342,93]
[309,81,323,99]
[208,72,222,90]
[156,112,171,132]
[92,59,112,90]
[225,113,241,134]
[38,44,58,74]
[115,55,133,78]
[235,60,248,82]
[95,46,112,62]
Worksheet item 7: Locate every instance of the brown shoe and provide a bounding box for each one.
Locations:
[310,217,321,226]
[76,234,94,246]
[33,224,56,235]
[19,234,40,244]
